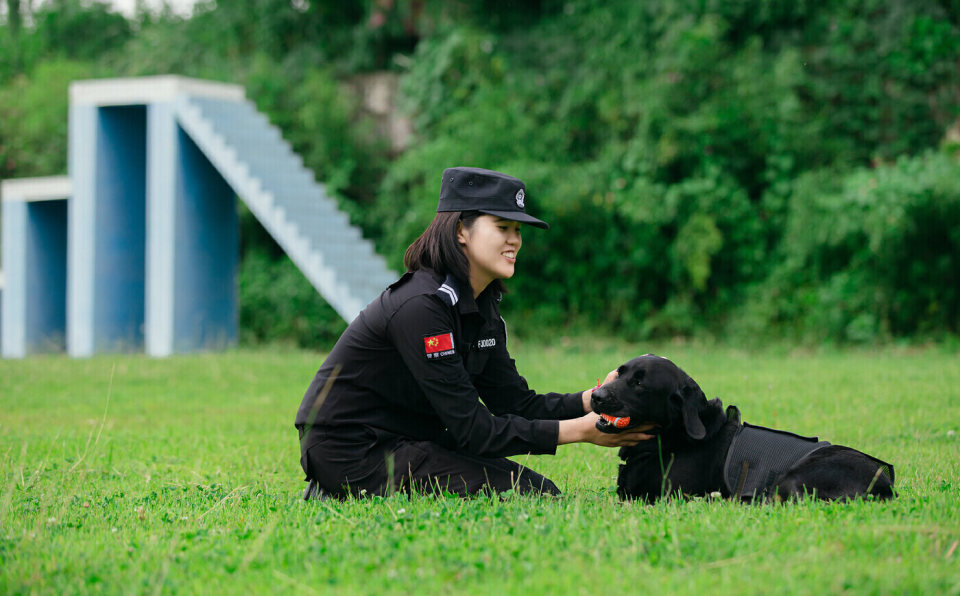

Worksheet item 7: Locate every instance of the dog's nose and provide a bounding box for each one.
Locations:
[591,386,614,407]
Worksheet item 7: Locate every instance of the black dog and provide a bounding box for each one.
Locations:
[591,354,895,502]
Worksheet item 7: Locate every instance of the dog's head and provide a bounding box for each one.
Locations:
[591,354,715,439]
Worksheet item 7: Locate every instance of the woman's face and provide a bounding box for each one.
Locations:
[457,215,523,296]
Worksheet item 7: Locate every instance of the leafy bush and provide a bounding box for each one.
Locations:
[33,0,131,61]
[800,0,960,163]
[376,1,960,343]
[736,151,960,344]
[0,0,128,83]
[238,247,347,349]
[0,59,98,179]
[2,0,959,346]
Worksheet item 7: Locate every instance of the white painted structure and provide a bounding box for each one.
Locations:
[1,177,71,357]
[1,76,397,358]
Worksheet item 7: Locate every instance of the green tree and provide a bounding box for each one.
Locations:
[0,59,97,179]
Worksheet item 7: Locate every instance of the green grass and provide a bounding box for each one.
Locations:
[1,342,959,594]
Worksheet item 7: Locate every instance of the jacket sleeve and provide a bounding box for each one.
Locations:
[473,317,585,421]
[386,294,560,458]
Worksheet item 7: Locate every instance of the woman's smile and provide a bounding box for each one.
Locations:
[458,215,523,296]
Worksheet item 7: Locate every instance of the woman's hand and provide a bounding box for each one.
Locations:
[558,413,655,447]
[581,368,619,413]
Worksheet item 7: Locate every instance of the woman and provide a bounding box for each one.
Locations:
[295,167,652,498]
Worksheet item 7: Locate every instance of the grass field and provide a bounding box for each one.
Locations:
[1,341,959,594]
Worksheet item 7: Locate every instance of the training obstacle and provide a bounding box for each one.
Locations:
[1,76,396,358]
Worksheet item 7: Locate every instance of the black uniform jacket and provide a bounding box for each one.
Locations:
[295,268,584,458]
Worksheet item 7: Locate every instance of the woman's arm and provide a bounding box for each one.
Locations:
[558,414,655,447]
[474,350,585,419]
[387,296,562,458]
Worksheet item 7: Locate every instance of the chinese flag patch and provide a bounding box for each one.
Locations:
[424,332,455,359]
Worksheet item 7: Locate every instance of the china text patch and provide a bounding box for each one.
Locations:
[424,332,455,359]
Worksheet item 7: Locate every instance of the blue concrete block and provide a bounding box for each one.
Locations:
[173,127,237,352]
[94,106,147,351]
[146,102,237,356]
[67,104,98,357]
[1,194,68,357]
[1,200,27,358]
[26,200,68,352]
[68,105,147,355]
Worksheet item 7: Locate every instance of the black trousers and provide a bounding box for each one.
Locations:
[298,425,560,498]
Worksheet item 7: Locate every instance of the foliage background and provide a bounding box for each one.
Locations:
[1,0,959,347]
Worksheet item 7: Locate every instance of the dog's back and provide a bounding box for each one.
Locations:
[604,354,895,502]
[619,410,896,502]
[774,445,895,501]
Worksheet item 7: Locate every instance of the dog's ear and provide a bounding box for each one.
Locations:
[675,383,707,440]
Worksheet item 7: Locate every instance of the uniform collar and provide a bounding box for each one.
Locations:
[413,268,498,317]
[435,273,461,307]
[432,271,502,317]
[436,273,479,315]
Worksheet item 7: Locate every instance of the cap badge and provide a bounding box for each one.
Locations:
[516,189,525,208]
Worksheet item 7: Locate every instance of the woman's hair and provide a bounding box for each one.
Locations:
[403,210,505,294]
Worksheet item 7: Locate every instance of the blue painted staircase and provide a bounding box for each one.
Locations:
[1,76,398,357]
[176,95,397,323]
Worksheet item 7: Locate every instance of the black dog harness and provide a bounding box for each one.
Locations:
[723,415,831,499]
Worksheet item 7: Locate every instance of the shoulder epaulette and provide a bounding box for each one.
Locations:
[435,274,460,306]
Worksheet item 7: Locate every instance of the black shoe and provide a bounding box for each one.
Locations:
[302,478,327,501]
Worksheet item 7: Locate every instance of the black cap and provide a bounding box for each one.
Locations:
[437,167,549,229]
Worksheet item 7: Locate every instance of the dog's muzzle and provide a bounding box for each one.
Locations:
[591,387,634,433]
